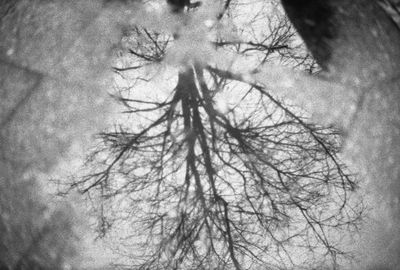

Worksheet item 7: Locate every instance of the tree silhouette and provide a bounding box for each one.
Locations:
[70,1,363,269]
[1,0,399,269]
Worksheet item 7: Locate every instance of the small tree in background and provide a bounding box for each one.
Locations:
[69,1,364,269]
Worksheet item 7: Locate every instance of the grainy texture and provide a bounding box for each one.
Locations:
[281,0,400,269]
[0,0,128,268]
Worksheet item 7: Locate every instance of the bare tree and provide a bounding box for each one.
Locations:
[69,1,363,269]
[4,0,398,269]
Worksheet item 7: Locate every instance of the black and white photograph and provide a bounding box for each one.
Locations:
[1,0,400,269]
